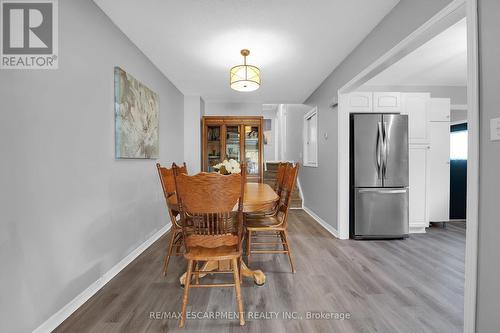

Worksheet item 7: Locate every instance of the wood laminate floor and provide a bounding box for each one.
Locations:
[56,211,465,333]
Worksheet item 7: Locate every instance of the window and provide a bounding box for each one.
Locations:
[450,130,468,160]
[303,107,318,167]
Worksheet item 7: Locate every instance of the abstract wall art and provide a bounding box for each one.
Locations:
[114,67,159,159]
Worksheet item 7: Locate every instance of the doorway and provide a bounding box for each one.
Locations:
[450,122,468,220]
[336,1,479,332]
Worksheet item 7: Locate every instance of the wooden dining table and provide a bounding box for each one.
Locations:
[169,182,279,286]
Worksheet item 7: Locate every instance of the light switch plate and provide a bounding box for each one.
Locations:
[491,117,500,141]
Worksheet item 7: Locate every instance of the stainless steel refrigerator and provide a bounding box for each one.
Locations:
[350,113,409,239]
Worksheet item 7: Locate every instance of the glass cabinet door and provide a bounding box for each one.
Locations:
[244,125,260,176]
[206,125,221,172]
[225,126,241,162]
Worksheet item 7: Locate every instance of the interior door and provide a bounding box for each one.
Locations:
[352,114,382,187]
[383,114,409,187]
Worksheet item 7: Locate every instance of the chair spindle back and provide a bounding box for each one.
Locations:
[174,171,244,249]
[278,163,299,226]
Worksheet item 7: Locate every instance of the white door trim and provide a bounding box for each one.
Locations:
[463,0,479,331]
[336,1,478,332]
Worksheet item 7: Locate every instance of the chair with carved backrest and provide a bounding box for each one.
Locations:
[274,162,289,196]
[156,162,188,276]
[245,162,289,219]
[246,162,299,273]
[173,170,245,328]
[174,162,187,177]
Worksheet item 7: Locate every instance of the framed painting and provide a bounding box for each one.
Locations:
[114,67,159,159]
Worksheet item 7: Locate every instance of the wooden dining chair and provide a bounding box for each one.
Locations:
[246,163,299,273]
[174,162,188,176]
[156,162,188,276]
[274,162,289,196]
[173,170,245,328]
[245,162,289,219]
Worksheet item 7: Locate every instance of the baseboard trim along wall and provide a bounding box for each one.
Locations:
[295,178,305,210]
[33,223,171,333]
[303,206,339,239]
[409,226,427,234]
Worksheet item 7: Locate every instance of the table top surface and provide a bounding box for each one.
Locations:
[167,183,279,212]
[243,183,279,206]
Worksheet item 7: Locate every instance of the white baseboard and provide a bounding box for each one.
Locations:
[295,177,304,209]
[33,223,171,333]
[303,206,339,239]
[409,225,427,234]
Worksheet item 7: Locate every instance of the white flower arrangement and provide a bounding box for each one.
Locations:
[213,159,241,175]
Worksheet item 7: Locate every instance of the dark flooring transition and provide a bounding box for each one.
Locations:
[56,211,465,333]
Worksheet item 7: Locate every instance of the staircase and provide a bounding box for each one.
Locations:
[264,162,303,209]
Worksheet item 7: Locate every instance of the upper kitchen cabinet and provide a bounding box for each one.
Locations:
[373,92,401,113]
[346,92,373,113]
[345,92,401,113]
[401,93,431,144]
[427,98,451,122]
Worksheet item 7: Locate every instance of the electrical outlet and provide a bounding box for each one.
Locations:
[490,117,500,141]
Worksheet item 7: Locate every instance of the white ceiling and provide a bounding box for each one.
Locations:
[93,0,399,103]
[365,18,467,87]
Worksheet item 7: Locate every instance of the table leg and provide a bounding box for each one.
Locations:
[240,261,266,286]
[179,259,266,286]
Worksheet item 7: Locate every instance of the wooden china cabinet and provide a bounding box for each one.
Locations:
[202,116,264,183]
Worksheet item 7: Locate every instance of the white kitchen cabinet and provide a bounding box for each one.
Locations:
[409,145,430,233]
[428,98,451,122]
[428,121,451,222]
[401,93,431,144]
[346,92,372,113]
[373,92,401,113]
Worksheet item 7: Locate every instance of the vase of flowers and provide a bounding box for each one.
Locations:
[213,159,241,175]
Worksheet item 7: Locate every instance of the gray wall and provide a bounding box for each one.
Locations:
[204,102,263,116]
[203,102,279,161]
[184,96,204,173]
[452,109,468,123]
[476,0,500,331]
[301,0,454,231]
[285,104,311,162]
[0,0,184,332]
[262,108,277,161]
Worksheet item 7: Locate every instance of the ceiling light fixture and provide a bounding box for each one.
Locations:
[230,49,261,92]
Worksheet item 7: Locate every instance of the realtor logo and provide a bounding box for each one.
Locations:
[1,0,58,69]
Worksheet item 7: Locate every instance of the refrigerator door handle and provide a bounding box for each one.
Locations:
[358,188,408,194]
[382,121,388,179]
[376,122,383,179]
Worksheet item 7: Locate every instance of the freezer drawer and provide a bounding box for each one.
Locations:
[354,187,409,239]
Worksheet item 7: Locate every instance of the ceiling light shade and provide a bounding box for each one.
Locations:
[230,49,261,92]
